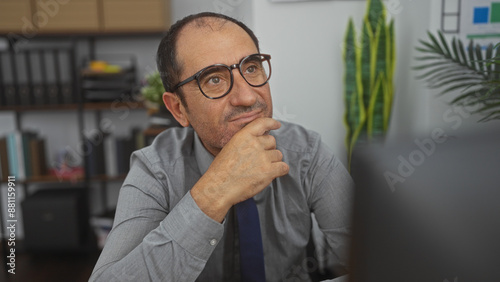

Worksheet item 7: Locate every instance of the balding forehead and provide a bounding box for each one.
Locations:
[178,16,240,41]
[187,16,232,30]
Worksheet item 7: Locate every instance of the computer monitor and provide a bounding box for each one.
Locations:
[349,129,500,282]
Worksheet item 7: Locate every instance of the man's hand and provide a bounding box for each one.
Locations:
[191,118,289,222]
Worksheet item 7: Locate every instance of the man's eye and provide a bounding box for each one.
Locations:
[209,76,221,84]
[246,66,256,74]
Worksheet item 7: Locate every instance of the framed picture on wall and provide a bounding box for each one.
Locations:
[269,0,360,2]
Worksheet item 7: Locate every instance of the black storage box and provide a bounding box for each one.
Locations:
[21,188,90,252]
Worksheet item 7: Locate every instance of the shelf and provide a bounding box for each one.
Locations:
[1,174,128,185]
[0,101,146,112]
[83,101,146,111]
[89,174,127,182]
[0,175,83,185]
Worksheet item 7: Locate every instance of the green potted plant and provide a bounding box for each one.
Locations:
[343,0,396,168]
[414,32,500,122]
[141,70,179,127]
[141,70,165,110]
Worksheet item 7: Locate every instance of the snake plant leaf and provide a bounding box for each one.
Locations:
[344,18,357,140]
[344,18,366,159]
[343,0,395,168]
[367,74,386,139]
[346,89,367,165]
[361,18,373,109]
[383,74,392,131]
[373,20,388,85]
[387,18,395,106]
[388,19,395,80]
[366,0,385,35]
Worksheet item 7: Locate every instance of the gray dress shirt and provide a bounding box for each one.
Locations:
[89,121,354,282]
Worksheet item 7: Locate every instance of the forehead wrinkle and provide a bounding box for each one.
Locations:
[175,17,256,80]
[175,19,227,74]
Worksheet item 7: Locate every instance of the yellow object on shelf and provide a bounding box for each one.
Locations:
[90,61,108,72]
[104,65,122,73]
[88,61,122,73]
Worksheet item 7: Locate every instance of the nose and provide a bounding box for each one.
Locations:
[228,68,258,107]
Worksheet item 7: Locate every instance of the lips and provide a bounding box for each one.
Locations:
[229,110,262,124]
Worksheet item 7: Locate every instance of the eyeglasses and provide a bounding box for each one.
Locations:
[174,53,272,99]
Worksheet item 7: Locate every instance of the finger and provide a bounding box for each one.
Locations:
[245,117,281,136]
[266,149,284,163]
[270,161,289,178]
[258,134,277,150]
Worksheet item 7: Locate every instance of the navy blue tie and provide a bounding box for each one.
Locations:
[235,198,266,282]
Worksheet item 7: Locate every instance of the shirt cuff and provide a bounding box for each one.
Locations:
[161,191,224,261]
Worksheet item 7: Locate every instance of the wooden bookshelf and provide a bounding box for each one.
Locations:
[0,101,146,112]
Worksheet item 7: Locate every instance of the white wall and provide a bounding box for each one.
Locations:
[171,0,253,24]
[250,0,439,165]
[423,0,500,137]
[251,1,366,165]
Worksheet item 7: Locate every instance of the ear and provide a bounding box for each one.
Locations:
[162,92,190,127]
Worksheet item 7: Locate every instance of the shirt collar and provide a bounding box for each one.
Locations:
[194,132,214,175]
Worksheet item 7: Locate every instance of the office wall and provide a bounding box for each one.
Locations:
[250,0,436,164]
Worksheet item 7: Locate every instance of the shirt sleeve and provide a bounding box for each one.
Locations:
[89,152,224,281]
[307,141,355,276]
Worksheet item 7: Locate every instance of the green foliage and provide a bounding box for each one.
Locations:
[415,31,500,122]
[141,71,165,105]
[343,0,395,167]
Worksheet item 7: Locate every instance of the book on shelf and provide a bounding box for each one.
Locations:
[0,137,10,181]
[104,135,118,178]
[3,131,48,181]
[6,131,25,180]
[106,128,147,178]
[0,47,78,107]
[115,136,133,175]
[30,138,48,177]
[83,133,106,178]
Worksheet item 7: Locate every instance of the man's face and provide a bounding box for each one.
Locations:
[174,20,273,156]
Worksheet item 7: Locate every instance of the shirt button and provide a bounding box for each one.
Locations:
[209,239,217,246]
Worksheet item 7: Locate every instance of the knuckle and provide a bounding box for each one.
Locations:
[268,135,276,144]
[282,163,290,174]
[276,150,283,160]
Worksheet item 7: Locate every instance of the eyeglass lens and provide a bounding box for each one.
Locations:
[198,55,270,98]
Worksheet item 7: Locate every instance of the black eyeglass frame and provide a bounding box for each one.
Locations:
[173,53,272,100]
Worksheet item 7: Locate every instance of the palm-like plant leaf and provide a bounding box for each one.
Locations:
[415,31,500,122]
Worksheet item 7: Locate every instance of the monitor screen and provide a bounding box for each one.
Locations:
[349,129,500,282]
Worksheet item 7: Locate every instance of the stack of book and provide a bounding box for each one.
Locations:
[0,48,78,107]
[0,131,47,181]
[85,127,146,179]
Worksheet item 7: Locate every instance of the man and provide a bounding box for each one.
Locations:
[90,12,353,282]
